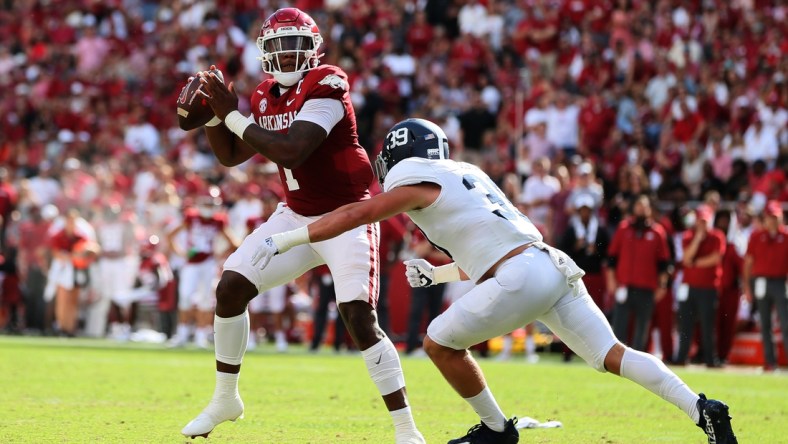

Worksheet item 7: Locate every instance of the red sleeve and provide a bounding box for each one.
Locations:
[745,232,757,257]
[213,213,228,229]
[49,231,65,250]
[608,223,623,257]
[655,226,670,261]
[184,208,199,222]
[715,231,726,256]
[305,65,350,102]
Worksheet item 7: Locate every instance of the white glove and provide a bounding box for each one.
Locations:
[251,237,279,270]
[404,259,436,288]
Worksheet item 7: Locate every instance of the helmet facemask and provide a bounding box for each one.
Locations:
[257,31,323,87]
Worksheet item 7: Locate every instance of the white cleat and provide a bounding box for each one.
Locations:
[395,431,426,444]
[181,396,244,439]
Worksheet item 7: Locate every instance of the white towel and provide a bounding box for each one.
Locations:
[571,214,598,245]
[532,242,586,292]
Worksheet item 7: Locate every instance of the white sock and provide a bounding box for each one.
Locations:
[525,335,536,356]
[465,387,506,432]
[176,323,190,340]
[390,406,418,436]
[619,348,700,423]
[214,312,249,366]
[501,335,513,354]
[361,337,405,395]
[195,327,208,343]
[213,371,239,399]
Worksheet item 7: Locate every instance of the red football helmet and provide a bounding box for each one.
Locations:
[257,8,323,86]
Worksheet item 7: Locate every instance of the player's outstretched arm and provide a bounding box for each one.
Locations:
[200,72,325,169]
[251,184,440,269]
[404,259,469,287]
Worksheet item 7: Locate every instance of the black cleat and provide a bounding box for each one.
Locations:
[447,417,519,444]
[697,393,738,444]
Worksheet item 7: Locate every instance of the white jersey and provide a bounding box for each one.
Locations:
[384,158,543,282]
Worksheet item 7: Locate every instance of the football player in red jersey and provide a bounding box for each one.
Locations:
[181,8,424,442]
[167,190,238,349]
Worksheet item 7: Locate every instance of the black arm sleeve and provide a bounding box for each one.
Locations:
[608,255,618,268]
[657,260,669,273]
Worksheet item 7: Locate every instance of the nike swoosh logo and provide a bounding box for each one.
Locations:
[286,99,295,106]
[375,353,382,365]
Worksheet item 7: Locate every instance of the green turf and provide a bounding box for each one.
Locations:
[0,336,785,443]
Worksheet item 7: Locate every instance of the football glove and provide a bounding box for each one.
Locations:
[251,237,279,270]
[404,259,436,288]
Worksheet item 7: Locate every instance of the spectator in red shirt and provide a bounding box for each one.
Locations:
[713,210,743,363]
[0,167,17,251]
[669,87,706,145]
[579,89,616,155]
[743,201,788,371]
[49,209,100,336]
[676,206,726,367]
[17,206,53,332]
[376,213,407,336]
[607,194,671,351]
[406,10,434,58]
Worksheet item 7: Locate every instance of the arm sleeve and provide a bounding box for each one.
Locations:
[292,98,345,134]
[716,232,726,256]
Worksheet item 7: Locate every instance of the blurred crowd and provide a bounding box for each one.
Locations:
[0,0,786,367]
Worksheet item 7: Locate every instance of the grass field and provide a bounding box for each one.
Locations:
[0,336,786,443]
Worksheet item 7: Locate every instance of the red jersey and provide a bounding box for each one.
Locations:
[183,209,227,263]
[249,65,373,216]
[608,220,670,290]
[746,227,788,278]
[49,230,87,253]
[681,228,726,289]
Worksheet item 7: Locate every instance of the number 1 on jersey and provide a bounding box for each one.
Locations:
[284,168,300,191]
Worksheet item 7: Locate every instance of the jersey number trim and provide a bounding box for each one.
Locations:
[461,174,525,222]
[284,168,300,191]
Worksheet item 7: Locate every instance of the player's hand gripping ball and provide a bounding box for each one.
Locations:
[176,67,224,130]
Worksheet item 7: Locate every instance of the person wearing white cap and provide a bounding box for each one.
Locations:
[566,161,603,214]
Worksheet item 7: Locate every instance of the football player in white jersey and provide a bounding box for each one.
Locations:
[250,118,738,444]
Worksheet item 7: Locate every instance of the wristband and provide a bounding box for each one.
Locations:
[433,263,461,284]
[205,115,222,127]
[225,110,252,138]
[270,226,310,254]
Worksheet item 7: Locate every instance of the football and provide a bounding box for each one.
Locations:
[176,69,223,131]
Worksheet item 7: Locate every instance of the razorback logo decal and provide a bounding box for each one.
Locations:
[318,74,348,91]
